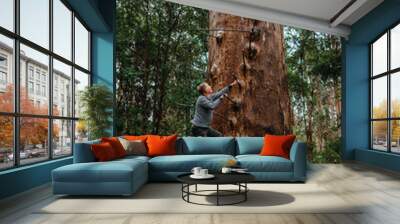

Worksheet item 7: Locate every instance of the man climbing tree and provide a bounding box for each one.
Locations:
[191,79,241,136]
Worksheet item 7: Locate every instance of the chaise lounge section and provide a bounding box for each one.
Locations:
[52,140,149,196]
[52,137,307,196]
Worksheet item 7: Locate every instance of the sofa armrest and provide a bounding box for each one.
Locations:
[73,140,100,163]
[289,141,307,181]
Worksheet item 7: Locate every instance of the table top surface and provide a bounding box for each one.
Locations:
[177,172,255,184]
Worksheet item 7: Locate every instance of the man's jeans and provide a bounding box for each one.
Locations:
[191,126,223,137]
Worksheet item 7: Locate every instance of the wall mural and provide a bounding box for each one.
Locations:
[116,0,342,163]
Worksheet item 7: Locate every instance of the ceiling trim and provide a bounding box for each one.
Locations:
[330,0,368,27]
[339,0,384,26]
[165,0,351,37]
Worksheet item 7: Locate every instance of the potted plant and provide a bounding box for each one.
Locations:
[79,84,113,140]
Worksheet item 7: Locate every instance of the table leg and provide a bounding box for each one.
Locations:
[195,184,198,192]
[217,184,219,206]
[187,184,190,202]
[245,183,247,201]
[181,184,183,199]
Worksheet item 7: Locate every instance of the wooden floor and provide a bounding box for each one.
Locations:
[1,162,400,224]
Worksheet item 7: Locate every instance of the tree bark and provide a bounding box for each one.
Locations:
[207,12,292,136]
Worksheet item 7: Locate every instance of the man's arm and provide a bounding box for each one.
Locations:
[209,79,240,100]
[209,86,231,101]
[199,96,223,109]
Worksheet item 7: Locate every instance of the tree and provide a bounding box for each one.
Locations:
[372,100,400,144]
[285,27,342,161]
[79,84,113,140]
[75,120,88,141]
[0,116,12,149]
[0,85,14,149]
[0,85,58,150]
[207,12,292,136]
[116,0,208,135]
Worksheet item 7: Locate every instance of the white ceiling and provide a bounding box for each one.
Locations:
[227,0,352,22]
[165,0,384,37]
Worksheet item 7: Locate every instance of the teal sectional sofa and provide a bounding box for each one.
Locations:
[52,137,307,196]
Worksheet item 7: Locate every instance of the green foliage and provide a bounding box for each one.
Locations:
[116,0,208,135]
[79,84,113,140]
[285,27,342,163]
[311,138,341,163]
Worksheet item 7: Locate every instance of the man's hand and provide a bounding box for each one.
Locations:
[220,93,228,99]
[230,79,244,87]
[230,80,238,87]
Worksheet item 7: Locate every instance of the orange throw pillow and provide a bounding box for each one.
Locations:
[123,135,149,142]
[260,134,296,159]
[101,137,127,158]
[91,142,117,161]
[146,135,178,157]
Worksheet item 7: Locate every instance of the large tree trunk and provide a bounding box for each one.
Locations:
[208,12,292,136]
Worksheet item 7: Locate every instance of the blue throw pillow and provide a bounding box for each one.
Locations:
[235,137,264,155]
[180,137,235,155]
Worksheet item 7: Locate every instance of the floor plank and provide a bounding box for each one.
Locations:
[1,162,400,224]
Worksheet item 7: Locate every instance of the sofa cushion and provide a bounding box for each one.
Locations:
[147,135,178,157]
[235,137,264,155]
[149,154,235,172]
[236,155,293,172]
[91,142,118,161]
[74,140,100,163]
[123,135,148,141]
[118,138,147,156]
[116,155,150,163]
[53,158,147,183]
[101,137,127,158]
[178,137,235,155]
[260,135,296,159]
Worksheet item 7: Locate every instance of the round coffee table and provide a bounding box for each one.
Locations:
[177,173,255,206]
